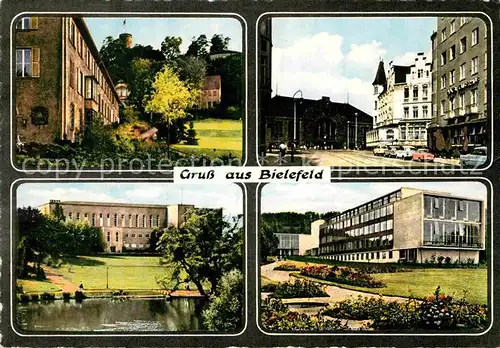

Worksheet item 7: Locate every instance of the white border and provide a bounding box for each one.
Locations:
[256,177,494,336]
[10,12,248,172]
[255,12,494,171]
[10,178,248,337]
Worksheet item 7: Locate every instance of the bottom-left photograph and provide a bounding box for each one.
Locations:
[13,182,244,333]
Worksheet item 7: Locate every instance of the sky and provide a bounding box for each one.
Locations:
[261,181,487,214]
[16,183,243,217]
[271,17,437,115]
[85,17,243,53]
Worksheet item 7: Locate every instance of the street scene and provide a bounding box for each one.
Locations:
[14,16,243,170]
[258,17,489,168]
[260,182,488,332]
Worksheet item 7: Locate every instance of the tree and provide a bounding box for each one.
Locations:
[128,58,156,115]
[99,36,130,83]
[171,55,207,90]
[184,121,198,145]
[156,208,243,296]
[161,36,182,62]
[260,220,279,262]
[52,202,65,221]
[202,269,243,332]
[206,54,242,107]
[16,207,46,277]
[210,34,230,54]
[186,34,209,58]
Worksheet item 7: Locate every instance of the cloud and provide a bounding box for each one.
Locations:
[345,41,387,69]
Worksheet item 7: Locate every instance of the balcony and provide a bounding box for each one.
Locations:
[465,104,479,114]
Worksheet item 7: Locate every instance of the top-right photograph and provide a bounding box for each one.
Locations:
[258,15,490,169]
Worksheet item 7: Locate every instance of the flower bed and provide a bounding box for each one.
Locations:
[300,265,385,288]
[261,297,348,332]
[271,280,329,299]
[324,287,488,331]
[273,263,301,271]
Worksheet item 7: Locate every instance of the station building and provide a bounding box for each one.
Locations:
[318,187,485,263]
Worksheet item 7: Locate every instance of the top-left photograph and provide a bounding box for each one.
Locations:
[12,15,244,171]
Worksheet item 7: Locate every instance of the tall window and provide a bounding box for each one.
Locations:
[69,103,75,130]
[16,48,39,77]
[76,213,80,220]
[460,17,467,26]
[413,86,418,99]
[403,107,409,118]
[116,232,119,242]
[440,51,447,66]
[471,56,479,75]
[440,100,446,115]
[450,96,456,111]
[16,17,38,30]
[135,214,139,227]
[69,60,75,88]
[129,214,132,227]
[107,213,110,226]
[149,215,154,227]
[413,106,418,118]
[422,85,428,99]
[472,27,479,46]
[471,88,478,106]
[460,37,467,54]
[459,93,465,108]
[440,75,446,89]
[157,215,160,227]
[142,215,146,228]
[121,214,125,227]
[423,105,428,118]
[69,20,75,46]
[449,45,456,60]
[114,214,118,227]
[404,87,409,99]
[99,213,103,226]
[449,70,456,85]
[450,19,456,34]
[460,63,466,80]
[441,28,446,42]
[417,69,423,78]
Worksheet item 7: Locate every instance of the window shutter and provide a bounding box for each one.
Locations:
[30,17,39,30]
[32,47,40,77]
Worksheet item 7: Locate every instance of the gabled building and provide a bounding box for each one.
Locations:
[200,75,221,108]
[366,53,432,149]
[15,16,121,144]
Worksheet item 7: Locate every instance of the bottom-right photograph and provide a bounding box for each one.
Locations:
[259,181,490,333]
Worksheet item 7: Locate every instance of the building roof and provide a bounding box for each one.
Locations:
[203,75,221,90]
[40,200,196,209]
[393,65,411,84]
[372,60,387,89]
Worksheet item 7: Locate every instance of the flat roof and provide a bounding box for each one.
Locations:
[39,201,195,209]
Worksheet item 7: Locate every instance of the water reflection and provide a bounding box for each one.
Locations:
[16,298,207,332]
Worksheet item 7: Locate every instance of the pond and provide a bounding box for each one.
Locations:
[16,298,208,332]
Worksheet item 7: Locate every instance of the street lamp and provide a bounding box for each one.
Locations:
[292,90,303,161]
[347,121,350,149]
[354,112,358,150]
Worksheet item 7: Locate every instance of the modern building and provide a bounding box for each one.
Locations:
[200,75,222,108]
[428,17,488,154]
[275,233,313,257]
[318,187,485,263]
[308,219,325,256]
[266,95,372,149]
[366,53,432,149]
[39,200,196,253]
[15,16,121,144]
[258,17,273,156]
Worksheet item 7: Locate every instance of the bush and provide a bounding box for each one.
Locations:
[74,291,86,301]
[16,283,24,293]
[261,283,277,293]
[41,292,56,301]
[300,265,385,288]
[273,263,301,272]
[30,294,40,302]
[271,280,328,299]
[35,267,46,281]
[62,292,71,300]
[202,269,243,332]
[184,121,198,145]
[261,297,348,332]
[19,294,31,303]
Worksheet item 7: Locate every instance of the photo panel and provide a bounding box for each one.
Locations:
[13,15,245,171]
[12,181,245,334]
[258,181,490,334]
[257,15,491,170]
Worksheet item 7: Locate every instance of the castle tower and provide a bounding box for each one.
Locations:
[372,60,387,125]
[119,33,132,49]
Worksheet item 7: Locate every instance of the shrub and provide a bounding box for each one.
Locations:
[41,292,56,301]
[273,263,301,272]
[19,294,31,303]
[35,267,46,281]
[184,121,198,145]
[261,297,348,332]
[30,294,40,302]
[444,257,452,265]
[261,283,277,293]
[16,283,24,293]
[62,292,71,300]
[437,256,445,265]
[74,291,86,301]
[271,280,328,299]
[300,265,385,288]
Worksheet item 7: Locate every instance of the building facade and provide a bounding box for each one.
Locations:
[266,95,372,149]
[366,53,432,149]
[200,75,222,108]
[428,17,488,154]
[275,233,313,257]
[39,200,195,253]
[15,16,120,144]
[318,188,485,263]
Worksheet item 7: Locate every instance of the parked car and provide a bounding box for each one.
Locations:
[373,145,388,156]
[412,148,435,162]
[460,146,487,168]
[384,146,400,158]
[394,146,416,160]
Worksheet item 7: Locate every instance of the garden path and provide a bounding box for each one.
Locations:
[42,266,79,293]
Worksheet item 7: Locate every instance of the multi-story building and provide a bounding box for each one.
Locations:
[15,16,121,144]
[200,75,222,108]
[428,17,488,154]
[366,53,432,149]
[39,200,196,253]
[318,187,485,263]
[275,233,313,257]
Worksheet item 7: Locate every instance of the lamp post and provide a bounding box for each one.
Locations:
[354,112,358,150]
[292,90,303,162]
[347,121,350,149]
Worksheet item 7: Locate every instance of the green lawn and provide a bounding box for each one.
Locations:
[173,118,242,158]
[53,256,198,291]
[18,279,62,293]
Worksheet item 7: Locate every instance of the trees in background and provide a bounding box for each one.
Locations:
[260,221,279,262]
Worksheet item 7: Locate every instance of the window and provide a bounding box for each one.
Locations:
[404,87,409,99]
[440,100,446,115]
[471,88,478,106]
[449,70,456,85]
[17,17,38,30]
[107,213,110,226]
[440,51,447,66]
[16,48,39,77]
[107,232,110,242]
[472,27,479,46]
[374,100,377,110]
[441,28,446,42]
[460,37,467,54]
[135,214,139,227]
[460,63,466,80]
[413,86,418,99]
[149,215,154,227]
[413,106,418,118]
[85,77,97,101]
[460,17,467,26]
[69,20,75,46]
[99,213,103,226]
[116,232,119,242]
[114,214,118,226]
[417,69,423,78]
[450,96,456,111]
[142,215,146,227]
[69,60,75,88]
[440,75,446,89]
[449,45,456,60]
[471,56,479,75]
[459,92,465,108]
[69,103,75,130]
[422,85,428,99]
[423,105,428,118]
[450,19,456,34]
[76,213,80,220]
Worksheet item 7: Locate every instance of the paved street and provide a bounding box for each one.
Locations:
[263,150,460,168]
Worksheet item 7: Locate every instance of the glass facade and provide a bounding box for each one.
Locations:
[276,233,300,255]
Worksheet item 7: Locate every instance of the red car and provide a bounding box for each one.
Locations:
[412,148,435,162]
